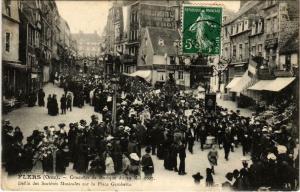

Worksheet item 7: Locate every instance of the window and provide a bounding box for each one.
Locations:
[266,18,272,34]
[157,71,166,81]
[6,0,11,17]
[258,44,262,54]
[239,44,243,59]
[244,20,248,30]
[170,56,175,65]
[258,20,263,33]
[251,21,256,35]
[241,22,244,31]
[158,39,164,46]
[232,45,237,58]
[252,45,256,55]
[178,71,184,80]
[5,32,11,52]
[273,16,278,32]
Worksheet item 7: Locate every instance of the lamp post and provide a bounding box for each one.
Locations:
[111,75,119,134]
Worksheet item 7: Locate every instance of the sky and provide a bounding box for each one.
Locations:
[57,1,240,35]
[56,1,112,34]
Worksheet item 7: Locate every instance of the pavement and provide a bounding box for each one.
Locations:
[2,83,250,190]
[216,93,253,117]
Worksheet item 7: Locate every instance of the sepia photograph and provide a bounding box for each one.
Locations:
[1,0,299,191]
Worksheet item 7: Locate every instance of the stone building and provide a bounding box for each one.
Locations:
[72,31,102,58]
[222,0,299,106]
[2,0,24,100]
[103,1,181,75]
[137,27,189,87]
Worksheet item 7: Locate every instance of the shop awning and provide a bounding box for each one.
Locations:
[248,77,295,92]
[230,70,252,93]
[129,70,151,82]
[226,77,242,89]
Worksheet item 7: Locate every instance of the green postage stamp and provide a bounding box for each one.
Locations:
[182,5,222,55]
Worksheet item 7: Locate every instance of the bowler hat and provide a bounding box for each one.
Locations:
[192,172,203,183]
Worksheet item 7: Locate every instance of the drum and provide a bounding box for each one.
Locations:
[206,136,215,145]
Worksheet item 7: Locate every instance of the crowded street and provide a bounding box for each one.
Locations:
[2,0,299,191]
[2,82,253,186]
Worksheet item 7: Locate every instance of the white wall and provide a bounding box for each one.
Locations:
[291,53,298,67]
[153,55,168,65]
[152,70,190,87]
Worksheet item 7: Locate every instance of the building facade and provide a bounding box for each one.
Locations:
[2,0,75,105]
[2,0,25,100]
[72,31,102,58]
[137,27,190,87]
[221,0,299,106]
[103,1,181,75]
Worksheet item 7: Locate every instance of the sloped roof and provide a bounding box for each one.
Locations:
[147,27,180,56]
[223,1,260,25]
[72,33,102,43]
[280,31,299,54]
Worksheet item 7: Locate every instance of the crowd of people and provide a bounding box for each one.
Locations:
[2,69,299,190]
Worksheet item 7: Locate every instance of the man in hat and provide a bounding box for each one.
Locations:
[178,141,187,175]
[68,123,77,162]
[56,145,69,174]
[38,88,45,107]
[60,94,67,114]
[192,172,204,183]
[222,172,233,189]
[141,147,154,179]
[223,129,233,161]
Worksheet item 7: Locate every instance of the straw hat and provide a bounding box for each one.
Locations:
[267,153,277,160]
[129,153,140,161]
[277,145,287,154]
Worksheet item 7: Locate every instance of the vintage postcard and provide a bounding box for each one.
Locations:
[1,0,299,191]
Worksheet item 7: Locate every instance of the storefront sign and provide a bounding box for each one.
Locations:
[140,4,176,29]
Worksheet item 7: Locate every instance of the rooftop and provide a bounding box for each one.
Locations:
[223,1,261,25]
[147,27,180,56]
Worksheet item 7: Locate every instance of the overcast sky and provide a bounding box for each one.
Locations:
[56,1,240,35]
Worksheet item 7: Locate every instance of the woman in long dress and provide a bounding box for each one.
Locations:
[105,153,115,175]
[207,145,218,174]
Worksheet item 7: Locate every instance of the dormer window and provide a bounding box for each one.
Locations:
[158,38,164,46]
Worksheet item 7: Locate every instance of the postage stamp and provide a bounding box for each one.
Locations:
[182,5,223,55]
